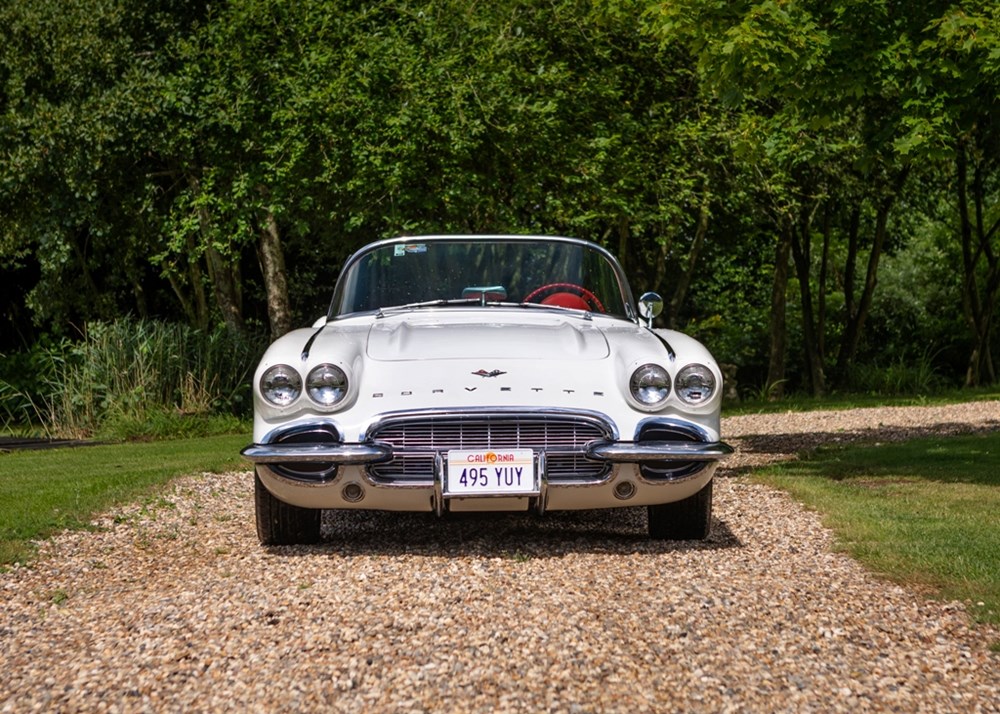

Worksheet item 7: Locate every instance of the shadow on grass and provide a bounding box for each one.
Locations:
[722,420,1000,485]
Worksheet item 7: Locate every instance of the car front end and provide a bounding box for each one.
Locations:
[242,236,732,543]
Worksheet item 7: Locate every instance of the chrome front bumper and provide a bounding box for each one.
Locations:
[241,439,733,469]
[244,438,733,514]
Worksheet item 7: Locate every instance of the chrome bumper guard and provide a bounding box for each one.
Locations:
[586,441,734,462]
[241,443,391,465]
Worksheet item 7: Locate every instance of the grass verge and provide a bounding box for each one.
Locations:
[0,433,249,566]
[754,431,1000,631]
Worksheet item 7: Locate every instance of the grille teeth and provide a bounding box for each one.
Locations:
[368,416,611,483]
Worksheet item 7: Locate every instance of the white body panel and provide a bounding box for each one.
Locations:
[249,309,724,511]
[242,235,730,527]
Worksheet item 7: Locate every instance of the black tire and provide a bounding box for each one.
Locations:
[254,470,322,545]
[648,479,713,540]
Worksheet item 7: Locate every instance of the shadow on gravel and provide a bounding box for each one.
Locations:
[720,420,1000,477]
[262,508,743,559]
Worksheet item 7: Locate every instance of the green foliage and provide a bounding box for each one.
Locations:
[2,0,1000,398]
[0,434,248,565]
[1,319,262,438]
[0,0,204,329]
[0,339,60,428]
[844,350,946,397]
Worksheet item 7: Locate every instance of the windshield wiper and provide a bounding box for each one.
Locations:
[376,298,483,316]
[375,298,595,319]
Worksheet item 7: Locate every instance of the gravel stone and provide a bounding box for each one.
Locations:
[2,401,999,712]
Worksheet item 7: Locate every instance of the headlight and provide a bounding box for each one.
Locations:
[307,364,348,407]
[629,363,671,406]
[261,364,302,406]
[675,364,716,404]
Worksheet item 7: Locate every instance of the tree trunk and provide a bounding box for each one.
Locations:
[668,187,710,329]
[258,210,294,338]
[766,229,792,399]
[70,229,102,314]
[204,242,246,337]
[166,270,198,327]
[835,168,910,384]
[184,232,209,330]
[790,210,825,397]
[817,204,832,362]
[958,144,1000,386]
[187,173,245,336]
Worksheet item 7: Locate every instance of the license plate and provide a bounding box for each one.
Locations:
[445,449,536,496]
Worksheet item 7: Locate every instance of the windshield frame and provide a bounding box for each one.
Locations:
[326,235,638,322]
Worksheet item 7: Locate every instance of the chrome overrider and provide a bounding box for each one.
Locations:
[242,442,391,465]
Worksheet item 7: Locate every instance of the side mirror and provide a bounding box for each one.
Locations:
[638,292,663,329]
[312,315,328,328]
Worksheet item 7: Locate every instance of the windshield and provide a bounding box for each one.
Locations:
[331,237,633,319]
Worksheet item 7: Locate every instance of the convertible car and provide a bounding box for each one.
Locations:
[242,235,732,544]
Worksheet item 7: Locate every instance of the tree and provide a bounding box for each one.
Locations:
[896,3,1000,386]
[0,0,208,336]
[648,0,931,395]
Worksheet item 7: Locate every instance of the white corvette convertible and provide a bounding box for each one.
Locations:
[242,235,732,544]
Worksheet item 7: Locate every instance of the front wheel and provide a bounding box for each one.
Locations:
[254,470,322,545]
[648,479,713,540]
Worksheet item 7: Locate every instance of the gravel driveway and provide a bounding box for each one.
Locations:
[2,402,999,712]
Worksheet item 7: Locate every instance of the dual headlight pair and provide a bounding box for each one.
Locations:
[630,363,716,407]
[260,363,348,408]
[263,361,715,409]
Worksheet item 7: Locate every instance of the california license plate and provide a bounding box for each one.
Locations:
[445,449,537,496]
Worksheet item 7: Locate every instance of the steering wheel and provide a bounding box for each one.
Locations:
[522,283,606,313]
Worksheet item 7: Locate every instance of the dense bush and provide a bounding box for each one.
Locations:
[0,319,264,438]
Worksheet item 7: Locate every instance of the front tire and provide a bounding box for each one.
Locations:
[254,470,322,545]
[648,479,713,540]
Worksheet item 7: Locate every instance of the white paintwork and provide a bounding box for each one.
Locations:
[247,236,728,514]
[252,310,723,444]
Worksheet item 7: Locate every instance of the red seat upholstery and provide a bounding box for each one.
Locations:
[541,292,591,310]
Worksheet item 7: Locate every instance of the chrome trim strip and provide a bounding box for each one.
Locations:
[586,441,734,462]
[254,463,341,487]
[361,407,618,442]
[634,417,712,442]
[433,453,444,516]
[536,451,548,515]
[241,443,391,465]
[258,420,342,446]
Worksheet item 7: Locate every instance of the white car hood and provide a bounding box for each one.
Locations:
[366,312,610,361]
[252,309,724,441]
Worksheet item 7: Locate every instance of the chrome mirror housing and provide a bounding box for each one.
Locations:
[638,292,664,329]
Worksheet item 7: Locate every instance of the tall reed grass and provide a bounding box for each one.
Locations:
[845,348,946,396]
[1,319,263,439]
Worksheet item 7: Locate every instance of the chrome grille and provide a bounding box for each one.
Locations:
[368,414,612,484]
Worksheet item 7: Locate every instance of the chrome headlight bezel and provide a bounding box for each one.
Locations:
[629,363,671,408]
[306,363,349,407]
[260,364,302,407]
[675,363,716,405]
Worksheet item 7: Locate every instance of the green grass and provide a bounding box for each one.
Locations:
[0,433,250,565]
[755,431,1000,628]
